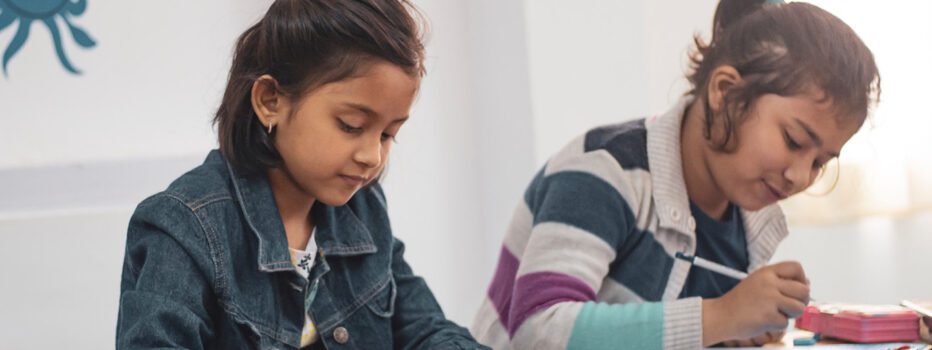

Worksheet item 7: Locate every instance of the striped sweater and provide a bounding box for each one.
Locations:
[471,97,790,350]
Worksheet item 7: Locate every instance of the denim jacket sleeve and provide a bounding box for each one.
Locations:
[116,194,217,349]
[388,237,491,350]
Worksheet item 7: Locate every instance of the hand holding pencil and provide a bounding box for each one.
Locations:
[700,261,811,346]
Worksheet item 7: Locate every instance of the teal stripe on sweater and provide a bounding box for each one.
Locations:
[566,301,664,350]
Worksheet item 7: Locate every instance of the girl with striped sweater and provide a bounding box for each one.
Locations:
[472,1,880,349]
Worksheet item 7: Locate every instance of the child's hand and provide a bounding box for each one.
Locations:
[921,316,931,343]
[720,331,786,347]
[702,261,810,346]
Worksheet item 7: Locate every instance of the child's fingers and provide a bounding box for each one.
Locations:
[776,296,807,319]
[749,333,773,346]
[777,280,810,304]
[770,261,808,283]
[721,335,767,347]
[722,331,780,347]
[720,339,740,347]
[763,307,791,331]
[767,330,787,341]
[721,339,747,347]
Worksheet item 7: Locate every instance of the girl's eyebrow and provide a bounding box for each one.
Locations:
[794,118,840,158]
[343,102,378,118]
[343,102,408,124]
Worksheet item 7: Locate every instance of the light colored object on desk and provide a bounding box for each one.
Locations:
[901,300,932,318]
[704,324,931,349]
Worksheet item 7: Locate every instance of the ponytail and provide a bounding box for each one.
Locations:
[711,0,769,40]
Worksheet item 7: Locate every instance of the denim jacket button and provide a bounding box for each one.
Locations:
[333,326,349,344]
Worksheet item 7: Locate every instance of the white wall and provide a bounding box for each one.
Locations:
[524,0,716,163]
[382,0,538,327]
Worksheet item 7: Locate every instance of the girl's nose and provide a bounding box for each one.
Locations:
[354,136,382,168]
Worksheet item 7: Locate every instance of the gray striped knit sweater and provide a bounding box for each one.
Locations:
[471,97,789,350]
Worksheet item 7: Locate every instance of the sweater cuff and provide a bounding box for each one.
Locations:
[663,297,703,350]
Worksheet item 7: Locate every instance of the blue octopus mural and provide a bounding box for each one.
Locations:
[0,0,96,76]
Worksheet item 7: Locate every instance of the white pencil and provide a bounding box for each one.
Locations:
[675,252,819,303]
[675,252,748,280]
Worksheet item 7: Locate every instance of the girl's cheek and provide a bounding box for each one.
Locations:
[763,144,792,169]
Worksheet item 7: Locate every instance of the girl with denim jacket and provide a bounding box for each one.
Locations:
[115,1,487,349]
[471,1,880,349]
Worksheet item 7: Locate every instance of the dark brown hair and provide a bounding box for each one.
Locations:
[214,0,426,174]
[687,0,880,151]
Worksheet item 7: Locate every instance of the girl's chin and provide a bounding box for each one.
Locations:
[735,198,772,211]
[316,190,358,207]
[729,194,768,212]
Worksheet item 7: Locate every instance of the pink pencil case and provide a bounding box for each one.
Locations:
[797,304,920,343]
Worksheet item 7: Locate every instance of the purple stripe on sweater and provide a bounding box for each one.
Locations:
[507,271,597,337]
[487,246,520,326]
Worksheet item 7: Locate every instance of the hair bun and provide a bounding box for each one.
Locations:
[712,0,770,37]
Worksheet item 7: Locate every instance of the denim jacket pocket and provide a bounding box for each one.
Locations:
[224,306,292,350]
[238,321,291,350]
[364,274,396,318]
[231,317,263,350]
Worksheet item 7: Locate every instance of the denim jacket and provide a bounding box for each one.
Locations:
[116,150,487,350]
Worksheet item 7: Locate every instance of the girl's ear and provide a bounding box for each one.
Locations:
[251,75,292,130]
[706,65,742,113]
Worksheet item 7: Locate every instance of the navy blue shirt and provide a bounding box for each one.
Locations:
[679,201,749,298]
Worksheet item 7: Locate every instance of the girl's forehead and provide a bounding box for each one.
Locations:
[772,90,861,124]
[761,92,863,150]
[317,63,419,96]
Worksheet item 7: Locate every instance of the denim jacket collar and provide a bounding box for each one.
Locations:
[310,200,379,257]
[216,151,378,273]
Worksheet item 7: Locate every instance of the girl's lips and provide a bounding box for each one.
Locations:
[339,175,367,187]
[764,181,788,200]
